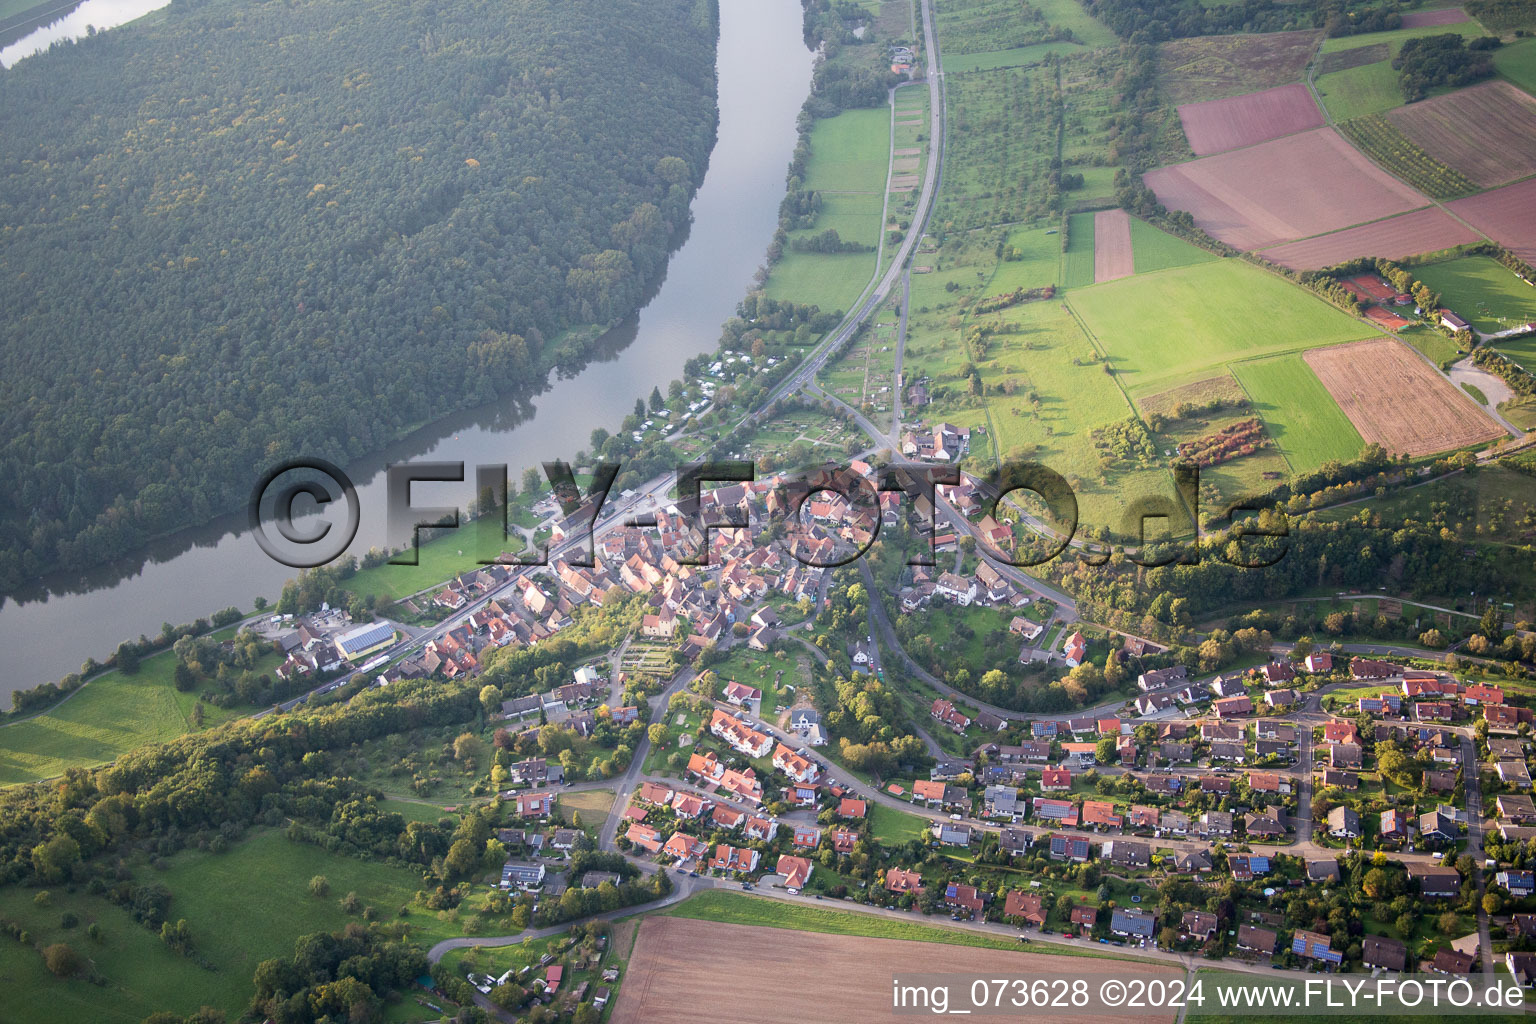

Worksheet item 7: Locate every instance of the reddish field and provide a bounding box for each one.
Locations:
[1448,178,1536,265]
[1094,209,1134,282]
[1345,274,1396,302]
[1304,338,1504,456]
[1257,207,1481,270]
[1387,80,1536,188]
[1399,7,1469,27]
[1178,83,1325,156]
[612,917,1181,1024]
[1364,306,1415,330]
[1143,128,1428,250]
[1156,29,1323,103]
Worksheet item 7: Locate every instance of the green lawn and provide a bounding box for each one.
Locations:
[1316,60,1404,120]
[943,41,1086,74]
[1030,0,1118,48]
[1319,19,1485,54]
[991,224,1068,292]
[868,801,931,844]
[0,0,52,20]
[0,830,447,1023]
[0,637,273,786]
[1402,324,1465,368]
[1493,37,1536,95]
[1068,259,1372,397]
[1128,218,1219,275]
[709,645,804,713]
[1414,255,1536,336]
[802,107,892,194]
[1061,212,1096,290]
[341,526,509,603]
[662,890,1131,960]
[1232,352,1367,471]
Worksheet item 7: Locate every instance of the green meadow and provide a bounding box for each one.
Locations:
[1068,259,1370,397]
[1231,352,1367,471]
[1319,19,1484,54]
[1493,37,1536,95]
[1413,255,1536,336]
[801,107,892,194]
[1316,60,1404,120]
[1128,218,1218,275]
[1061,212,1096,290]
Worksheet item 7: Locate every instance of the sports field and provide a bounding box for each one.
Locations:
[1067,259,1371,396]
[614,916,1179,1023]
[1231,353,1367,471]
[1414,256,1536,335]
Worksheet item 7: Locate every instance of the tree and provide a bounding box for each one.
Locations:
[453,732,487,770]
[1095,736,1117,764]
[479,684,502,716]
[649,386,664,411]
[308,875,330,898]
[30,834,80,883]
[43,942,81,978]
[522,466,542,495]
[1437,910,1459,935]
[647,722,670,748]
[444,839,482,881]
[1484,891,1504,915]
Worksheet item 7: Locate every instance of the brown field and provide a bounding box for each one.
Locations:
[1303,338,1505,456]
[1094,209,1134,282]
[894,147,921,157]
[1143,127,1428,250]
[1138,374,1249,419]
[1387,80,1536,187]
[1178,83,1326,155]
[1448,177,1536,265]
[611,917,1180,1024]
[1156,29,1323,103]
[1316,42,1390,76]
[1400,7,1469,27]
[1258,206,1482,269]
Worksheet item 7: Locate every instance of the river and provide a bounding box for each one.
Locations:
[0,0,816,698]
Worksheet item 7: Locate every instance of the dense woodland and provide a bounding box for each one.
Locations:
[0,0,719,591]
[1394,32,1498,100]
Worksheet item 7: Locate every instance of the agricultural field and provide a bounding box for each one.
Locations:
[1493,36,1536,94]
[1318,17,1485,55]
[1231,353,1367,471]
[1155,29,1323,104]
[933,0,1075,55]
[1147,404,1292,512]
[1093,208,1133,282]
[1257,206,1481,270]
[992,223,1068,291]
[1177,83,1325,156]
[1414,255,1536,335]
[802,107,892,193]
[1067,259,1371,397]
[613,916,1174,1023]
[942,41,1085,74]
[1303,337,1505,455]
[1399,7,1472,28]
[0,829,449,1023]
[1386,80,1536,188]
[1315,42,1391,77]
[1127,217,1219,274]
[1448,177,1536,265]
[1315,59,1404,120]
[1061,211,1096,289]
[1336,115,1479,199]
[1142,128,1428,251]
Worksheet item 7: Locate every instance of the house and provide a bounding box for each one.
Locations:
[999,827,1031,856]
[1040,768,1072,792]
[1499,794,1536,823]
[1306,859,1341,884]
[1138,665,1189,692]
[1210,741,1246,762]
[983,785,1020,819]
[930,698,971,733]
[1291,929,1342,965]
[885,867,924,894]
[1237,924,1278,954]
[1034,798,1079,826]
[933,821,974,846]
[934,572,977,605]
[1261,662,1295,685]
[1305,652,1334,674]
[711,845,760,873]
[551,828,583,851]
[1509,952,1536,988]
[838,797,867,819]
[1331,743,1363,770]
[1407,863,1462,898]
[1200,775,1232,795]
[1265,689,1297,709]
[832,828,859,856]
[1255,721,1297,742]
[1320,769,1358,790]
[671,794,710,820]
[1424,769,1457,792]
[1070,904,1099,933]
[500,861,546,890]
[1213,695,1253,718]
[1362,935,1408,972]
[1432,948,1477,974]
[772,743,818,784]
[1245,807,1287,838]
[1230,855,1270,881]
[1418,808,1459,843]
[776,854,814,892]
[637,781,675,806]
[625,824,664,853]
[1487,704,1534,732]
[1182,910,1219,940]
[944,882,985,919]
[662,833,707,863]
[1063,631,1087,667]
[1175,848,1212,873]
[1048,835,1092,862]
[792,824,822,849]
[1499,760,1533,789]
[1327,806,1361,838]
[710,710,773,758]
[1498,870,1536,898]
[1102,840,1150,868]
[1323,721,1359,745]
[516,792,554,818]
[1440,309,1471,332]
[1128,805,1160,831]
[1248,771,1284,794]
[1110,908,1156,940]
[1081,800,1122,830]
[1198,810,1233,837]
[1160,809,1191,835]
[1136,692,1174,716]
[723,681,761,708]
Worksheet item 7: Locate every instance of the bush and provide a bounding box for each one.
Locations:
[43,942,81,978]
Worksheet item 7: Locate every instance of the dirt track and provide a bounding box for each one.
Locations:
[611,916,1180,1024]
[1304,338,1505,456]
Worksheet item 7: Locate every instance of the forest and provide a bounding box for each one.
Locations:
[0,0,719,592]
[1394,33,1498,100]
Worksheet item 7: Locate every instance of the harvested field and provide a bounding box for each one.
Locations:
[1156,29,1323,103]
[612,917,1179,1024]
[1177,83,1326,155]
[1093,209,1134,282]
[889,174,920,190]
[1257,206,1481,269]
[1303,338,1505,455]
[893,157,920,172]
[894,147,921,157]
[1316,42,1390,76]
[1143,127,1428,250]
[1448,177,1536,265]
[1387,80,1536,188]
[1400,7,1469,27]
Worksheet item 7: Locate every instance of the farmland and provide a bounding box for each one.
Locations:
[1386,80,1536,188]
[1303,338,1505,455]
[1399,8,1471,28]
[1142,128,1428,251]
[1127,217,1219,274]
[943,41,1085,74]
[1067,259,1372,396]
[1413,255,1536,335]
[1062,211,1097,288]
[1315,59,1404,120]
[1493,36,1536,94]
[613,916,1177,1023]
[1176,83,1325,156]
[1231,353,1367,471]
[1093,208,1134,282]
[1257,206,1480,270]
[1318,18,1485,55]
[1337,114,1480,199]
[1155,30,1323,104]
[1448,177,1536,265]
